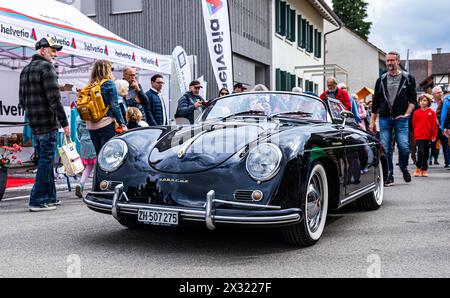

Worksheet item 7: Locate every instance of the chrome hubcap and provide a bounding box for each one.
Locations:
[307,173,324,233]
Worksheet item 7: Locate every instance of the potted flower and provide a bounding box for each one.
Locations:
[0,144,23,201]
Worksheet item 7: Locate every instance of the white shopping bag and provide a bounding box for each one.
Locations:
[58,136,84,177]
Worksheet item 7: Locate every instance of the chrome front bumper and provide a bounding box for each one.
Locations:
[84,184,303,230]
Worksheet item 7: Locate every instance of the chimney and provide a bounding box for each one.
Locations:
[437,48,442,54]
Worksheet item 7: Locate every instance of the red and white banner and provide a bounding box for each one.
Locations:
[0,0,172,74]
[201,0,234,91]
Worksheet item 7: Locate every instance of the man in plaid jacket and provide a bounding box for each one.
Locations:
[19,37,70,212]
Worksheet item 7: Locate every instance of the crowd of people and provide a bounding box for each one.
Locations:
[17,38,450,212]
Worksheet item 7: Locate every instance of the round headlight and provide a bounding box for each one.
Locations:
[246,143,282,182]
[98,139,128,173]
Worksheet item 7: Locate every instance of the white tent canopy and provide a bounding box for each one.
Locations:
[0,0,172,73]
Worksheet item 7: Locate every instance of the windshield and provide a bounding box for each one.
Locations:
[201,92,329,122]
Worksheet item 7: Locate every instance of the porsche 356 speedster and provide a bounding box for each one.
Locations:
[84,92,386,247]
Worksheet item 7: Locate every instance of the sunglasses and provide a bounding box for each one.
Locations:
[193,86,202,90]
[220,92,230,96]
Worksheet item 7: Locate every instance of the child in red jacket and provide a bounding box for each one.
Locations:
[413,94,438,177]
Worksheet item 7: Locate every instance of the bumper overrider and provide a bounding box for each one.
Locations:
[83,184,303,230]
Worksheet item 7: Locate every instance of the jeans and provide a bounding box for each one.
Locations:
[29,130,58,207]
[416,140,431,171]
[379,117,411,176]
[89,122,116,155]
[439,130,450,166]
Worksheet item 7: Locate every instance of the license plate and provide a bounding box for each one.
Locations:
[137,209,179,227]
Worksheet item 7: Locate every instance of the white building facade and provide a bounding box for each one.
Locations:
[272,0,340,94]
[324,25,386,94]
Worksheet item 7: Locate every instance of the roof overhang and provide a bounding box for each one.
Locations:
[0,0,172,73]
[306,0,342,27]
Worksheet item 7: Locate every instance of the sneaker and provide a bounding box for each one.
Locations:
[29,204,57,212]
[385,175,394,186]
[48,200,62,207]
[75,185,83,199]
[402,170,412,183]
[414,168,421,177]
[422,171,428,177]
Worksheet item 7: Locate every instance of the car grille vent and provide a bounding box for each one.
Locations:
[234,190,254,202]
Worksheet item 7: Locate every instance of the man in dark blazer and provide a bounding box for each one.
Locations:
[145,74,168,126]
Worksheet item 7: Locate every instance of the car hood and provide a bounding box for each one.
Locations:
[149,122,276,174]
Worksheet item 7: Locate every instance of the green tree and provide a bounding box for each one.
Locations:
[332,0,372,40]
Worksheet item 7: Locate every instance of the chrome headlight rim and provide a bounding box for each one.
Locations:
[245,143,283,182]
[98,139,128,173]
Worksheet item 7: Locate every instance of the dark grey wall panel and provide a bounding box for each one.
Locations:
[91,0,271,98]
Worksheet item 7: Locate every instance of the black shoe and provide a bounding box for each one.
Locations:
[434,161,440,165]
[402,170,412,183]
[429,161,433,166]
[445,165,450,168]
[385,175,394,186]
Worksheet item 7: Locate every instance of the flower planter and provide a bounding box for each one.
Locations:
[0,167,7,201]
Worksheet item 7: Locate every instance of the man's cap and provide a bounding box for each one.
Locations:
[234,82,247,90]
[35,37,63,51]
[189,80,203,88]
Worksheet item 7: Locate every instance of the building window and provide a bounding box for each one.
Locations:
[290,74,297,90]
[308,24,314,53]
[281,70,287,91]
[275,0,282,35]
[305,21,310,52]
[277,2,287,36]
[112,0,142,14]
[287,8,296,42]
[297,15,304,49]
[285,4,291,39]
[314,84,319,95]
[309,81,315,92]
[316,31,322,58]
[80,0,96,16]
[276,69,282,91]
[276,68,296,91]
[298,77,303,89]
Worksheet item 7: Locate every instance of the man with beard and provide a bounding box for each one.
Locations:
[370,52,417,186]
[19,37,70,212]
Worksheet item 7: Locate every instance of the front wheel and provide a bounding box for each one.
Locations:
[283,163,329,247]
[357,162,384,211]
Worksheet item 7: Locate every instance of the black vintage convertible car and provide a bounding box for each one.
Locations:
[84,92,387,247]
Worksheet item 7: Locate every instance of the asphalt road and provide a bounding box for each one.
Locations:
[1,163,449,278]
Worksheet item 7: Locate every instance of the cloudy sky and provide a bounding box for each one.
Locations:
[324,0,450,59]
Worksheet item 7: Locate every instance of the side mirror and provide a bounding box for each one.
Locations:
[340,110,354,127]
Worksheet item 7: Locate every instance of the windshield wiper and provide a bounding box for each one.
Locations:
[269,111,313,120]
[221,110,268,121]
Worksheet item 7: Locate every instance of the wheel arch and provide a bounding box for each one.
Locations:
[314,157,341,210]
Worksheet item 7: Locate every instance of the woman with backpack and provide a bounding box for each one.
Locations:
[85,60,127,155]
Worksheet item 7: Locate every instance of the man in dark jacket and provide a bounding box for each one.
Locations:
[19,37,70,212]
[123,67,157,126]
[176,80,207,124]
[370,51,417,185]
[444,105,450,159]
[145,74,168,126]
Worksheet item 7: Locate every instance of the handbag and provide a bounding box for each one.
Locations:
[58,135,84,177]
